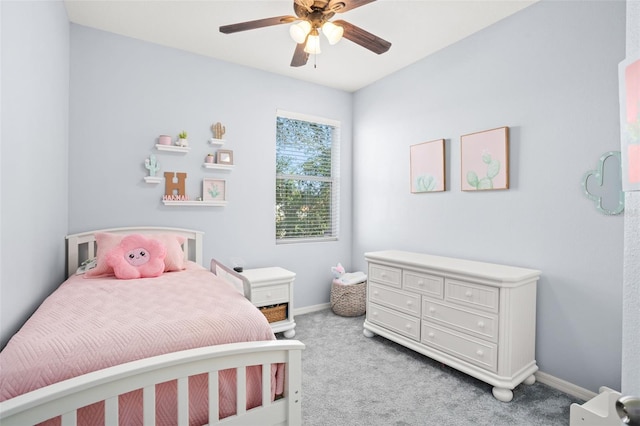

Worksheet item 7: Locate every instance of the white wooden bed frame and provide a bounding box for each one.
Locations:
[1,227,304,426]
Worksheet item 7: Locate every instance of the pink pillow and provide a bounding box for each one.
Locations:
[85,232,187,278]
[105,234,166,279]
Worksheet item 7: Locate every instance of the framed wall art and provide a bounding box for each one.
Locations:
[203,178,226,202]
[410,139,445,193]
[217,149,234,165]
[460,126,509,191]
[619,54,640,191]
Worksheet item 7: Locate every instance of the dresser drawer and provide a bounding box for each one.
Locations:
[403,271,444,298]
[251,284,289,307]
[369,283,420,317]
[422,299,498,342]
[421,321,497,372]
[445,279,499,313]
[368,264,402,288]
[368,302,420,341]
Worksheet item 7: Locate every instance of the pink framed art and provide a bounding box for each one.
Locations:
[410,139,445,193]
[619,54,640,192]
[460,127,509,191]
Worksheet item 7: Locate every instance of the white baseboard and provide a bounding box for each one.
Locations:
[293,303,330,316]
[536,371,598,402]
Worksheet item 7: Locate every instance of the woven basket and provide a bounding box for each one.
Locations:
[259,304,287,323]
[330,279,366,317]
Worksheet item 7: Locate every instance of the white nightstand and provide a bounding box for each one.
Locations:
[241,267,296,338]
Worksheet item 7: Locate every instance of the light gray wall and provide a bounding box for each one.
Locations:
[0,1,69,348]
[622,0,640,396]
[352,0,626,393]
[68,25,353,311]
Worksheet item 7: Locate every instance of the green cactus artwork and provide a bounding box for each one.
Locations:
[415,175,438,192]
[208,184,220,198]
[144,154,160,176]
[466,151,500,190]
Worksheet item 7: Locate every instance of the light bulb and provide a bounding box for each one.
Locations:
[322,21,344,45]
[290,21,311,44]
[304,34,321,54]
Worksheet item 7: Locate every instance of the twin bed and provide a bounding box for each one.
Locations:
[0,227,304,425]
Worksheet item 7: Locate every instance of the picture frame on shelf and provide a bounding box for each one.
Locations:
[217,150,234,165]
[203,178,226,202]
[410,139,445,193]
[460,126,509,191]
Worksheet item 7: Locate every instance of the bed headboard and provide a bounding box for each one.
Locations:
[66,227,204,278]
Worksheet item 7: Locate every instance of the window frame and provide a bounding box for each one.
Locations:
[275,109,340,244]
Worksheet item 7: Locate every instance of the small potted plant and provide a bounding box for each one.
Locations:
[177,131,188,147]
[205,153,215,163]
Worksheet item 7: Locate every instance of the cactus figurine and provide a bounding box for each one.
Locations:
[145,154,160,176]
[211,122,226,140]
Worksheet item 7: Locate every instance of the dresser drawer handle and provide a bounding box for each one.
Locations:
[405,324,412,330]
[465,290,473,298]
[373,290,379,296]
[406,300,413,306]
[427,332,435,338]
[477,321,485,328]
[266,292,272,298]
[372,311,378,316]
[476,349,484,357]
[381,273,388,278]
[417,279,424,286]
[428,307,436,313]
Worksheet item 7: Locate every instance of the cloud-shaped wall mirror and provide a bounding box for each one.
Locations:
[582,151,625,215]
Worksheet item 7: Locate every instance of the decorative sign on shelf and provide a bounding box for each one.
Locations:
[164,172,188,201]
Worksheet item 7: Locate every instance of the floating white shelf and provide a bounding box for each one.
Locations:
[144,176,163,184]
[162,200,227,207]
[203,163,234,171]
[208,138,226,146]
[155,144,190,153]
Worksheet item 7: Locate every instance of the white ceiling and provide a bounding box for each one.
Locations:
[64,0,538,92]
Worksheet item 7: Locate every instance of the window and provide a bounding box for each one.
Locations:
[276,110,340,243]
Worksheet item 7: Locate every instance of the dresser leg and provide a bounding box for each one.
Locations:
[283,329,296,338]
[523,374,536,385]
[492,387,513,402]
[363,328,374,338]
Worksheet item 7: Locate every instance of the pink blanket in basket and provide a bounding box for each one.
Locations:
[0,262,281,425]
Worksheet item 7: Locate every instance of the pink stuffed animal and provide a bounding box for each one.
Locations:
[105,234,166,279]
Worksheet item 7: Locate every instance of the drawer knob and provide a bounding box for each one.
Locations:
[372,311,378,316]
[406,300,413,306]
[405,324,412,330]
[373,290,379,296]
[266,292,272,297]
[477,321,485,328]
[429,307,436,313]
[476,349,484,357]
[427,332,435,338]
[465,290,473,298]
[417,280,424,286]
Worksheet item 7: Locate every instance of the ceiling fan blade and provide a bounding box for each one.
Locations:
[328,0,376,13]
[290,42,309,67]
[220,15,296,34]
[333,19,391,54]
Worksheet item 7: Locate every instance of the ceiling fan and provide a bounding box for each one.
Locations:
[219,0,391,67]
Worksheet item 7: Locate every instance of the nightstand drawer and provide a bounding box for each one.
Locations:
[251,284,289,307]
[370,283,420,317]
[422,321,497,372]
[369,302,420,341]
[369,264,402,288]
[422,299,498,342]
[445,279,499,313]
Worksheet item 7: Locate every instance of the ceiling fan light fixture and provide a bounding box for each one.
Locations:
[304,33,321,54]
[289,20,311,44]
[322,21,344,45]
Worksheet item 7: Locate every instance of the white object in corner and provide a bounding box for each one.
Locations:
[363,250,541,402]
[570,386,623,426]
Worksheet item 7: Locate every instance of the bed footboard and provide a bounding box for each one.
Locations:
[0,340,304,426]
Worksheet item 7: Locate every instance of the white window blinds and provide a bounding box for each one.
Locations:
[275,110,340,243]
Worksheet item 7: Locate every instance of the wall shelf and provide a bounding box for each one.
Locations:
[208,138,226,147]
[144,176,163,184]
[162,200,227,207]
[155,144,190,153]
[203,163,234,171]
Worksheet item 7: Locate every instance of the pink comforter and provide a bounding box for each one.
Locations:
[0,262,281,425]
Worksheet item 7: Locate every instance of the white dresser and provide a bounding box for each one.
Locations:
[241,267,296,338]
[363,250,541,402]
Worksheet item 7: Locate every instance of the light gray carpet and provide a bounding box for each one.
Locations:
[283,309,581,426]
